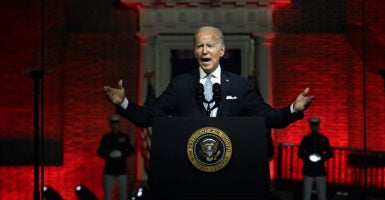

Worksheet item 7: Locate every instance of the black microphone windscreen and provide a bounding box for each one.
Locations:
[213,83,221,96]
[197,83,205,103]
[197,83,204,93]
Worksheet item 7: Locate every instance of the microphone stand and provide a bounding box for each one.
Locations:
[206,102,212,117]
[205,99,219,117]
[28,70,44,200]
[34,0,46,198]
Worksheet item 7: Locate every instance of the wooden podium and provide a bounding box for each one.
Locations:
[148,117,270,200]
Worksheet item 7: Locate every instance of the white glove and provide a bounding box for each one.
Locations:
[309,154,321,162]
[109,150,122,158]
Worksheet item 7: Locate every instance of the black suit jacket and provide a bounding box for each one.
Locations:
[117,68,303,128]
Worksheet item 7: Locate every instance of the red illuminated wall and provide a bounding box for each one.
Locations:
[271,0,385,182]
[0,0,139,198]
[271,33,385,181]
[272,33,360,147]
[1,0,385,199]
[271,0,385,151]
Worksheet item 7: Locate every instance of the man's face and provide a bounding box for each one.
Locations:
[310,124,319,133]
[194,30,225,74]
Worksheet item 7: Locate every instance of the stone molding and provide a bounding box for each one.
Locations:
[121,0,290,34]
[121,0,288,7]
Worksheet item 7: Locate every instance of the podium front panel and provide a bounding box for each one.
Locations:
[148,117,270,200]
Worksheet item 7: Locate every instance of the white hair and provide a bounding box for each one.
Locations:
[194,26,225,47]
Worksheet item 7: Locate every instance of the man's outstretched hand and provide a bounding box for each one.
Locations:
[293,87,314,112]
[104,79,125,105]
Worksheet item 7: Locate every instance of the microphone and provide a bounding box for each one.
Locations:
[212,83,221,104]
[210,83,221,110]
[196,83,207,104]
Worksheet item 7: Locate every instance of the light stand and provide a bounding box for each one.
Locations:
[30,0,46,198]
[28,71,44,200]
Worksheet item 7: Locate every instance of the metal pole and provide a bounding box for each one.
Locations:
[28,71,43,200]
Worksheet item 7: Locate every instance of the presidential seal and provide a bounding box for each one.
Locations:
[187,127,232,172]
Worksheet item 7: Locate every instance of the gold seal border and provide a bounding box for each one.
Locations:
[186,127,232,173]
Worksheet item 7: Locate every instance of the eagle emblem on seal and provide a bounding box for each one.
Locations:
[200,138,221,162]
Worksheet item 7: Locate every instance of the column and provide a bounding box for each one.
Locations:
[135,33,157,104]
[252,32,275,104]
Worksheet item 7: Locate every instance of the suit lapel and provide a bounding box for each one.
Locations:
[217,70,231,117]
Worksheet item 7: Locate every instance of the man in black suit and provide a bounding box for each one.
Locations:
[104,26,314,129]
